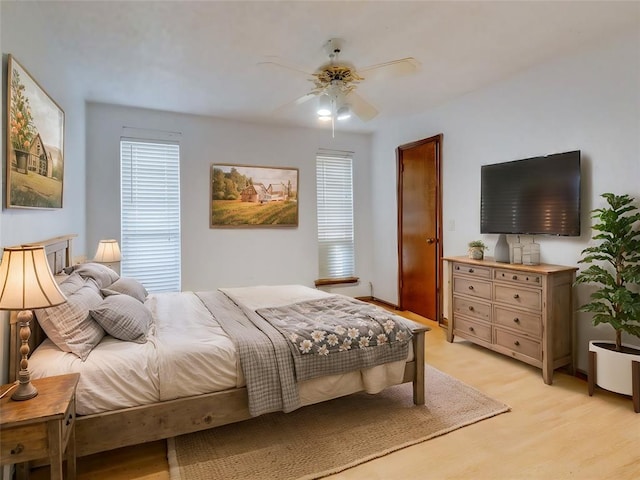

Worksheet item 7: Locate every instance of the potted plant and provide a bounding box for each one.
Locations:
[575,193,640,405]
[9,68,36,173]
[468,240,488,260]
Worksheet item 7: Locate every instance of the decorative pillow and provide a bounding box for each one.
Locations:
[57,272,86,297]
[90,295,152,343]
[101,277,148,303]
[35,283,105,360]
[64,262,119,289]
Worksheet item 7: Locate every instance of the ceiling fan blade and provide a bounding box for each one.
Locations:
[257,56,314,77]
[273,92,318,116]
[357,57,420,78]
[293,92,317,106]
[347,91,378,122]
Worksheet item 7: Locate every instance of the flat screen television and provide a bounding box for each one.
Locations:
[480,150,581,236]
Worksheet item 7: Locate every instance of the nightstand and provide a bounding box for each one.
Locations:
[1,373,79,480]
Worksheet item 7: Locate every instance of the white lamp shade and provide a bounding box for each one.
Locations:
[317,94,332,116]
[0,246,66,310]
[336,104,351,120]
[94,239,121,263]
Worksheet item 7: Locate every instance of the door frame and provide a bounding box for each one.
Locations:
[396,134,444,324]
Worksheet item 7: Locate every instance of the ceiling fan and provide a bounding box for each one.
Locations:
[261,38,419,124]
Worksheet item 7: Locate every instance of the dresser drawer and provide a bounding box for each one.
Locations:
[453,276,492,300]
[494,306,541,337]
[494,284,541,310]
[452,262,491,279]
[495,328,541,360]
[453,315,491,342]
[495,269,542,286]
[453,296,491,322]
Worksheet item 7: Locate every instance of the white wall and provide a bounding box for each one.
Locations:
[1,4,87,386]
[370,30,640,372]
[86,103,374,296]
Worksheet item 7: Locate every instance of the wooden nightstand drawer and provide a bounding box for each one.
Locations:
[453,296,491,322]
[0,423,48,464]
[452,262,491,279]
[453,276,492,300]
[495,329,541,360]
[494,306,541,337]
[453,315,491,342]
[494,269,542,286]
[494,284,541,311]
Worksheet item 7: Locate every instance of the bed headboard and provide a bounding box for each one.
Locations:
[8,234,76,382]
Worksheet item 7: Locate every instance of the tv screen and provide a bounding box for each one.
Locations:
[480,151,581,236]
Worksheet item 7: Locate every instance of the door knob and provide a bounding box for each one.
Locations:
[426,238,435,244]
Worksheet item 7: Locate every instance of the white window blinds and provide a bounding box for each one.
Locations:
[121,139,181,293]
[316,152,355,279]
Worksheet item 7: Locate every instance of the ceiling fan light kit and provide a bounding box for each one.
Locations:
[263,38,418,129]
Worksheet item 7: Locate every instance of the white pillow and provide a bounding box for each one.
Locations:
[90,295,151,343]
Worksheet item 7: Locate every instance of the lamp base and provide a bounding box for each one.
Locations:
[11,373,38,401]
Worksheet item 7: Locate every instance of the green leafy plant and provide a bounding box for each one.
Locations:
[9,68,37,151]
[575,193,640,351]
[468,240,488,249]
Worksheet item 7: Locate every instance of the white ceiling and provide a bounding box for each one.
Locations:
[22,0,640,133]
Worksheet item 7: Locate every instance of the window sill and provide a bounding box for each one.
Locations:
[314,276,359,287]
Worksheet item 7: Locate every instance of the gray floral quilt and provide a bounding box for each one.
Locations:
[256,296,413,381]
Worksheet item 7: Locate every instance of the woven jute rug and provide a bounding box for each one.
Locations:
[167,365,509,480]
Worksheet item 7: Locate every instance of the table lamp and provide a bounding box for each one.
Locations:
[94,239,121,270]
[0,245,66,400]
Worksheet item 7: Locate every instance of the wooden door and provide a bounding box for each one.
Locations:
[397,135,442,322]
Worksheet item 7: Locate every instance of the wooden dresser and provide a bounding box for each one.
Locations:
[443,256,577,384]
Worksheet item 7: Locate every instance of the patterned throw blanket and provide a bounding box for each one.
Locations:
[195,291,299,417]
[195,291,413,417]
[256,296,413,381]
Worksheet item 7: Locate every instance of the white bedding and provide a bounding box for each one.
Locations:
[29,286,413,415]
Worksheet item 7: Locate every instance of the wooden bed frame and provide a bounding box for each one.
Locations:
[8,235,428,458]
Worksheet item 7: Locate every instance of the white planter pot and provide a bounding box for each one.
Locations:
[589,340,640,396]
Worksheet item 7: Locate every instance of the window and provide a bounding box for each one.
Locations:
[316,151,356,283]
[120,139,181,293]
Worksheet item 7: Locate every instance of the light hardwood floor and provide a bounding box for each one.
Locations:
[31,312,639,480]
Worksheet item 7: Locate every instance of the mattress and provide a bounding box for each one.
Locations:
[29,287,413,415]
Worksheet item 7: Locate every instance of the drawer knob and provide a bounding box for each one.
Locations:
[469,327,475,332]
[514,340,520,346]
[513,318,520,323]
[468,285,474,290]
[468,306,474,311]
[513,294,520,299]
[455,266,460,270]
[11,444,24,455]
[512,275,518,280]
[468,268,474,273]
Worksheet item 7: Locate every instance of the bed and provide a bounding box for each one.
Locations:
[8,235,428,458]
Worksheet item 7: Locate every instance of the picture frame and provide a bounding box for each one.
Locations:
[6,55,65,209]
[210,164,299,228]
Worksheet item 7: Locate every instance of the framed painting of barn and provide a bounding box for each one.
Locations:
[210,164,299,227]
[6,55,65,209]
